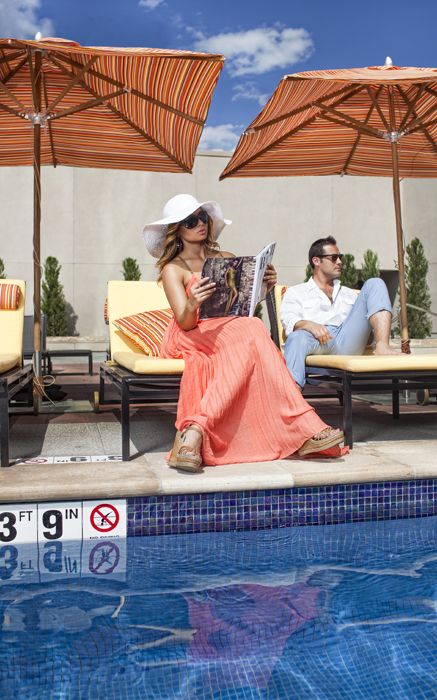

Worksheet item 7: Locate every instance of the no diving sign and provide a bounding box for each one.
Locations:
[83,500,126,539]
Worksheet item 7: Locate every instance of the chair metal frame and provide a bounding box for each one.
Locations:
[266,288,437,448]
[98,363,181,461]
[0,363,33,467]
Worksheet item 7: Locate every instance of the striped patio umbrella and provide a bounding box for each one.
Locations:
[0,36,224,384]
[221,61,437,352]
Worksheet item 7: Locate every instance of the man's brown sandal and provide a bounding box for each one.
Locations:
[168,425,203,472]
[298,427,344,457]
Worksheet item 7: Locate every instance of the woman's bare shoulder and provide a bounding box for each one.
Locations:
[161,261,189,282]
[218,250,236,258]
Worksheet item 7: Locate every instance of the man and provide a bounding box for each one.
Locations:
[281,236,397,389]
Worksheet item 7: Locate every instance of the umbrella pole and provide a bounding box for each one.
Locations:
[390,141,410,354]
[32,50,43,404]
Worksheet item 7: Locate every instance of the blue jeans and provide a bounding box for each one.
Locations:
[283,278,393,388]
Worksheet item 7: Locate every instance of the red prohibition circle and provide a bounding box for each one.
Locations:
[90,503,120,532]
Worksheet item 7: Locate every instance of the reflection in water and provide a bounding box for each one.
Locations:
[0,517,436,699]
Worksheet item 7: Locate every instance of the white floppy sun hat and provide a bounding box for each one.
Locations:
[143,193,232,258]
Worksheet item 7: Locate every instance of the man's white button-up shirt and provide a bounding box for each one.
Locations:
[280,277,358,337]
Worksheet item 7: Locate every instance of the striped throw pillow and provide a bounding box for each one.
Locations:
[113,308,174,356]
[0,283,21,310]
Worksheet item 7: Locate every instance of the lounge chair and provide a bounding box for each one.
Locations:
[98,281,184,460]
[267,284,437,447]
[0,280,33,467]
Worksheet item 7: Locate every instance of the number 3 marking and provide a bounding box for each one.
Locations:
[0,512,17,542]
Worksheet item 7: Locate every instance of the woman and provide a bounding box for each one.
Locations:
[143,194,344,472]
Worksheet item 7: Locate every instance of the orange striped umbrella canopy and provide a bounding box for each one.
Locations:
[221,64,437,179]
[221,63,437,350]
[0,36,224,384]
[0,36,224,173]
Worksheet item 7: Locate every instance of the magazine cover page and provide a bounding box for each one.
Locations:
[200,256,257,319]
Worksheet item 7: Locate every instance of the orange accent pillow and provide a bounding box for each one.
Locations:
[0,283,21,310]
[113,308,174,356]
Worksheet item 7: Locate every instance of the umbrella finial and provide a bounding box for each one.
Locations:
[35,31,42,41]
[385,56,393,67]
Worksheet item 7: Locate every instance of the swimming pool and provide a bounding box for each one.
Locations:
[1,515,436,699]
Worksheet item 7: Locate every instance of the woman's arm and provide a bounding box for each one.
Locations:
[162,264,216,331]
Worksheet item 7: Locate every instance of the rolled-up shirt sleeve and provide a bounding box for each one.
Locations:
[280,287,304,337]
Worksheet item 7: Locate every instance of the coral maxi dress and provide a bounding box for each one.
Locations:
[160,275,328,466]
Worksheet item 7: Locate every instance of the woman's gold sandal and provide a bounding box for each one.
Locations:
[298,427,344,457]
[168,425,203,472]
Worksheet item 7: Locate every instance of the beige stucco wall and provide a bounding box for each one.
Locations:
[1,151,436,336]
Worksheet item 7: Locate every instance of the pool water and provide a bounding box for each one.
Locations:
[0,516,436,699]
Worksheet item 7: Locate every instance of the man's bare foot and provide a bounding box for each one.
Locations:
[374,342,400,355]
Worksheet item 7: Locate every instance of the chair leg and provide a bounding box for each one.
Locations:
[392,380,400,419]
[342,374,353,448]
[121,382,130,461]
[0,394,10,468]
[88,352,93,376]
[99,370,106,404]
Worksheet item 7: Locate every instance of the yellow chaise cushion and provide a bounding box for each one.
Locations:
[0,353,21,373]
[112,352,184,375]
[306,353,437,372]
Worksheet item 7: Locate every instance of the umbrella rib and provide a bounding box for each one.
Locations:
[245,83,362,133]
[343,87,383,172]
[0,49,26,66]
[0,62,27,111]
[48,88,128,120]
[45,56,99,113]
[398,84,426,131]
[314,102,383,139]
[50,51,204,127]
[27,46,39,111]
[48,55,191,172]
[408,117,437,136]
[222,86,365,178]
[397,87,437,154]
[41,71,57,167]
[0,101,26,119]
[365,85,390,131]
[403,96,437,134]
[2,55,28,85]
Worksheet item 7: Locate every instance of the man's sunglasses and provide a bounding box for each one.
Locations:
[319,254,344,262]
[180,209,209,229]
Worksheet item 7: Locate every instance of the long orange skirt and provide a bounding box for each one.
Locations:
[160,312,328,466]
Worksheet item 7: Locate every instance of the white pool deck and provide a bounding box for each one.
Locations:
[4,371,437,504]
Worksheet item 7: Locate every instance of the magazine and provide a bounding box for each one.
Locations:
[199,242,276,319]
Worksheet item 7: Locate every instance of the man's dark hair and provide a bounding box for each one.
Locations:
[308,236,337,269]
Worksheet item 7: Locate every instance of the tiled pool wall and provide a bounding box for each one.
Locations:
[128,479,437,536]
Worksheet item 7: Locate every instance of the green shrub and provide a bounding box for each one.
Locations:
[304,263,312,282]
[41,257,68,336]
[0,258,5,279]
[122,257,141,281]
[402,238,432,338]
[361,250,380,281]
[340,253,358,288]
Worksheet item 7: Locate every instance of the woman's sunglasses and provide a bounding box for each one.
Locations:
[180,209,209,229]
[319,254,344,262]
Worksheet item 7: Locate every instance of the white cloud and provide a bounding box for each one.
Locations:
[139,0,165,10]
[232,81,269,107]
[199,124,240,152]
[0,0,54,38]
[195,26,314,76]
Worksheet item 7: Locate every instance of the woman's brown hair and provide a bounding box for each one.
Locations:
[156,213,220,282]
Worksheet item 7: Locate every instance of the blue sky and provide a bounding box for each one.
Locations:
[1,0,436,150]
